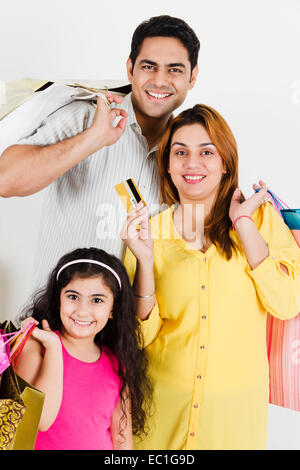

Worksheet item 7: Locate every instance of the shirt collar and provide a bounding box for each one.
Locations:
[120,92,161,153]
[120,92,138,127]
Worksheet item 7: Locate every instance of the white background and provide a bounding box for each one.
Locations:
[0,0,300,450]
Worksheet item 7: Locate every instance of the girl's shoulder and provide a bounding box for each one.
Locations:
[21,335,43,356]
[15,336,44,384]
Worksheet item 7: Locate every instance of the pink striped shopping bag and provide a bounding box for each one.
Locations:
[265,190,300,411]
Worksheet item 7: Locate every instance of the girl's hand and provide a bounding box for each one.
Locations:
[120,202,153,263]
[229,180,268,224]
[21,317,60,349]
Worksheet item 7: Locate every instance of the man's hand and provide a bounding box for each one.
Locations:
[87,92,128,151]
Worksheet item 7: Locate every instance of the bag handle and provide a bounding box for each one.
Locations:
[267,189,290,210]
[0,323,35,369]
[255,187,290,216]
[10,324,36,368]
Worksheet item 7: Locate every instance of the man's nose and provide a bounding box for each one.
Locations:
[152,69,169,88]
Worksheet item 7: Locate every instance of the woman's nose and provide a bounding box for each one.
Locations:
[185,153,202,169]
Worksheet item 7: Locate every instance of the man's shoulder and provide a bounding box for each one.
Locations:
[48,99,96,122]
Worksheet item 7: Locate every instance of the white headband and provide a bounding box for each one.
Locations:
[56,259,122,289]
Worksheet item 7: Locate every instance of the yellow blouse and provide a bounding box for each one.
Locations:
[124,202,300,450]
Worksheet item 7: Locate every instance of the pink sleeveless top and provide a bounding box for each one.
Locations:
[34,332,122,450]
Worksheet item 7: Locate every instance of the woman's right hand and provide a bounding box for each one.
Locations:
[21,317,61,349]
[120,202,153,263]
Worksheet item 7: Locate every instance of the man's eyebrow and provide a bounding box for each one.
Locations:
[168,63,186,68]
[139,60,186,68]
[139,60,158,66]
[171,142,215,148]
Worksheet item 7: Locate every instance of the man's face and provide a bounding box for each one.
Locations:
[127,36,198,120]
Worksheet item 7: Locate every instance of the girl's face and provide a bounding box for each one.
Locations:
[168,123,226,206]
[59,274,114,341]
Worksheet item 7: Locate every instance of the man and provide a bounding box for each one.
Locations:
[0,15,200,289]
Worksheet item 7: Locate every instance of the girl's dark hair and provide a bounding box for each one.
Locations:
[19,247,152,439]
[130,15,200,73]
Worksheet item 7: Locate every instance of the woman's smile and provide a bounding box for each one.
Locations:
[182,174,206,184]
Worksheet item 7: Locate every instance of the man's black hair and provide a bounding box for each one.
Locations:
[129,15,200,72]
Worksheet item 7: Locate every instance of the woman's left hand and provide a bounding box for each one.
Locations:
[229,179,268,223]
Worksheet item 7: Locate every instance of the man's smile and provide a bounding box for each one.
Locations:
[145,90,173,102]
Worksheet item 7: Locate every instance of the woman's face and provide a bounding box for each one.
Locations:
[59,274,114,341]
[168,123,226,206]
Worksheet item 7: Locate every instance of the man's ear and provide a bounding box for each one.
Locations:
[126,58,133,83]
[189,64,199,90]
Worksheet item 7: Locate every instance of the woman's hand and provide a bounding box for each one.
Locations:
[120,202,153,263]
[21,317,60,349]
[229,179,268,224]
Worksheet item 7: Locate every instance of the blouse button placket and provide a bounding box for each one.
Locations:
[187,254,210,450]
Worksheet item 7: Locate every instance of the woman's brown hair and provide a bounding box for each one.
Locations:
[157,104,244,260]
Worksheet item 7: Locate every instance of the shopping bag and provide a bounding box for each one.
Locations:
[0,322,36,374]
[0,321,45,450]
[265,190,300,411]
[0,329,11,375]
[0,78,131,154]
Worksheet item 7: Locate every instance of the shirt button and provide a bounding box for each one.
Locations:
[202,315,207,320]
[197,375,202,379]
[202,257,206,262]
[201,285,206,290]
[190,432,195,437]
[200,345,205,350]
[193,403,198,408]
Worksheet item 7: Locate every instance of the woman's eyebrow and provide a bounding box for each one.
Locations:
[171,141,188,147]
[171,142,215,148]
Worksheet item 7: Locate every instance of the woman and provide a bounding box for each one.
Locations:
[121,104,300,450]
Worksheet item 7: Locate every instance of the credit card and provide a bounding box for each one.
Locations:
[114,178,146,213]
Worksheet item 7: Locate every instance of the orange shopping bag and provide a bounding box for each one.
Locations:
[265,190,300,411]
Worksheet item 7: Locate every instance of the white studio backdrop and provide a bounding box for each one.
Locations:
[0,0,299,450]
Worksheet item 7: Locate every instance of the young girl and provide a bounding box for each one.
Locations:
[16,247,151,450]
[121,104,300,450]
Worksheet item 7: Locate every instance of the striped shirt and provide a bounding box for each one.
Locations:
[17,93,161,290]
